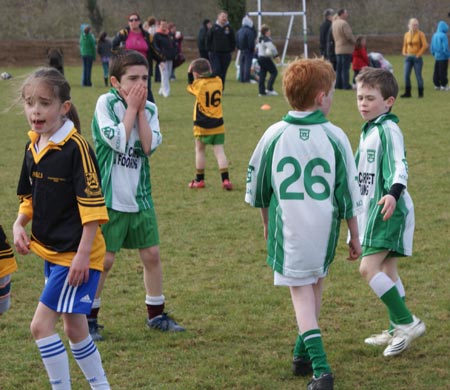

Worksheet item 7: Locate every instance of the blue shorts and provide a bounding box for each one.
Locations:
[41,261,100,314]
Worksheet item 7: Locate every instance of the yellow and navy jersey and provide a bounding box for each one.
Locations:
[187,76,225,136]
[17,120,108,271]
[0,225,17,278]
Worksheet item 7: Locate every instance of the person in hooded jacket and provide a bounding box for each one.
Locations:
[236,15,256,83]
[430,20,450,90]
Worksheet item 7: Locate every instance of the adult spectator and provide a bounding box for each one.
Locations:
[319,9,335,59]
[80,24,96,87]
[153,19,178,97]
[400,18,428,98]
[112,12,161,102]
[197,19,212,59]
[236,15,257,83]
[207,11,236,88]
[332,8,355,90]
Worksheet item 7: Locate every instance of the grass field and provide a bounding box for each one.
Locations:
[0,55,449,390]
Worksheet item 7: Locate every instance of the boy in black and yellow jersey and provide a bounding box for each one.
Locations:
[187,58,233,190]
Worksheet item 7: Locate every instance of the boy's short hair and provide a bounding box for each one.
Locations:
[355,67,398,100]
[110,50,149,81]
[260,24,270,35]
[190,58,212,76]
[282,58,335,110]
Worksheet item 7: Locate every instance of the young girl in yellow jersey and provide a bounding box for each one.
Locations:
[13,67,110,389]
[187,58,233,190]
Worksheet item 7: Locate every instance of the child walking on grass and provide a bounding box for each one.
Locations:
[355,67,425,357]
[245,58,362,390]
[187,58,233,190]
[13,67,110,389]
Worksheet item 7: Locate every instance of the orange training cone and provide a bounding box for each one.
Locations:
[260,104,271,110]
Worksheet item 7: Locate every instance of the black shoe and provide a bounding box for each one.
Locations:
[292,356,313,376]
[307,373,334,390]
[146,313,185,332]
[88,318,104,341]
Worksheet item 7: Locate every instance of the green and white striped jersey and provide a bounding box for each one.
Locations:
[92,89,162,213]
[245,110,362,278]
[355,113,414,256]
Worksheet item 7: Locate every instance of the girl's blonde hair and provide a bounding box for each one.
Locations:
[408,18,419,32]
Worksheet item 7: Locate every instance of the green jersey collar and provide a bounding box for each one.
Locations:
[362,112,399,132]
[282,110,328,125]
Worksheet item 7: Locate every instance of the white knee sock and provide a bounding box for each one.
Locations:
[395,277,405,298]
[369,272,394,298]
[36,334,71,390]
[70,335,110,390]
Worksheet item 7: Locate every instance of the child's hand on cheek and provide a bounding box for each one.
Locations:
[126,85,146,112]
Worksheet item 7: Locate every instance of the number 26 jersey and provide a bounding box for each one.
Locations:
[245,110,362,278]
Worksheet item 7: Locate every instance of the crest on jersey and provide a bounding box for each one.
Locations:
[103,127,115,140]
[84,172,102,197]
[367,149,376,163]
[299,129,310,141]
[246,165,255,183]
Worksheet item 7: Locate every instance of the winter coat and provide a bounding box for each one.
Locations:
[430,21,450,61]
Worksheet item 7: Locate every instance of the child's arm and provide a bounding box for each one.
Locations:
[68,220,98,286]
[13,213,31,255]
[346,216,361,260]
[260,208,269,240]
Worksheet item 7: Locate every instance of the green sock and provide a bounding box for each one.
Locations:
[303,329,331,377]
[293,334,309,360]
[388,296,405,333]
[381,287,412,325]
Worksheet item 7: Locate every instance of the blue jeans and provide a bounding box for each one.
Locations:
[101,61,109,78]
[404,56,423,89]
[82,55,93,86]
[239,49,253,82]
[336,54,352,89]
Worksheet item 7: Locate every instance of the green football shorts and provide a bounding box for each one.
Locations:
[102,208,160,252]
[361,246,405,258]
[197,133,225,145]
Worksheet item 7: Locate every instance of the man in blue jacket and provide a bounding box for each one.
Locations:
[236,15,256,83]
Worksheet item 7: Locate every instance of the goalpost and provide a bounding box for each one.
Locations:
[248,0,308,64]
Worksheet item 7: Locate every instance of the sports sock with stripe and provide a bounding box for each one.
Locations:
[70,335,110,389]
[302,328,331,378]
[36,334,71,390]
[369,272,413,326]
[293,333,309,360]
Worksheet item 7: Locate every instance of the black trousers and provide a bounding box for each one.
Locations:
[257,56,277,95]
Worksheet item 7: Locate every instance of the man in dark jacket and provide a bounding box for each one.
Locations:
[236,15,256,83]
[207,11,236,88]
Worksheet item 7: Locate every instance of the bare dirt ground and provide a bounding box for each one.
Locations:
[0,35,404,68]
